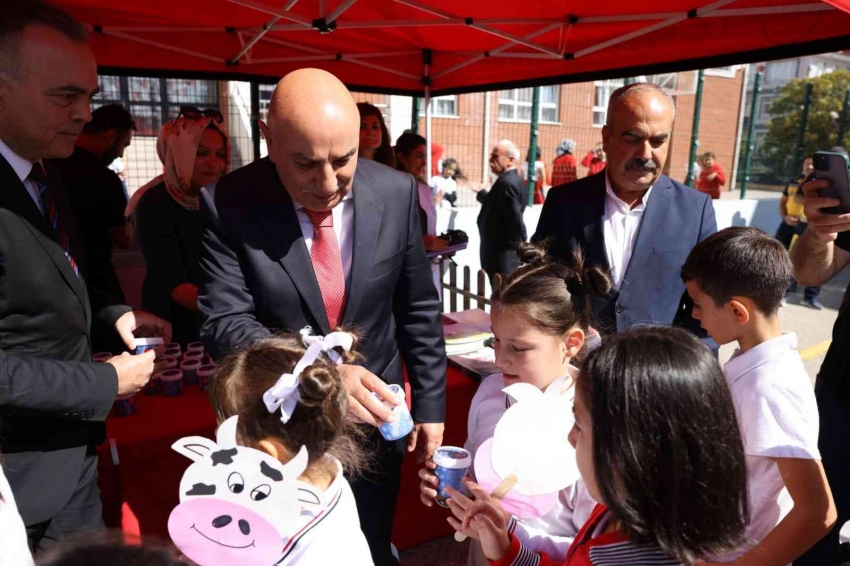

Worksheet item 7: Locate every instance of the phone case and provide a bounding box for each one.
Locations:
[815,152,850,215]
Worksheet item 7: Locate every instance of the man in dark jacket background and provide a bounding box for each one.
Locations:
[471,139,528,283]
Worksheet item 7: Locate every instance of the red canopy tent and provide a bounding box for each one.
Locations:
[54,0,850,96]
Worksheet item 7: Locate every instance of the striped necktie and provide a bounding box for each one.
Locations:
[29,163,79,276]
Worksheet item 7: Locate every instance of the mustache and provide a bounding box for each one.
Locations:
[625,159,657,172]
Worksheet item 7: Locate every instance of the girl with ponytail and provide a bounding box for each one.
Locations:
[418,241,612,566]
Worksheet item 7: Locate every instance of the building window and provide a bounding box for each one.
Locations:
[765,60,798,83]
[95,75,219,136]
[705,66,738,78]
[593,79,625,127]
[758,96,774,120]
[418,95,458,117]
[259,84,274,123]
[498,86,560,123]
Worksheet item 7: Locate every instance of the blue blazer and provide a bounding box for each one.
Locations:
[533,171,716,334]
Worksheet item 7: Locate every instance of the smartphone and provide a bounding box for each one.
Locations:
[813,151,850,214]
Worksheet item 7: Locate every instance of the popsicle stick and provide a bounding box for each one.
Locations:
[454,474,517,542]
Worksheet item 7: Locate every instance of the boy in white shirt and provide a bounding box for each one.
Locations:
[681,227,836,565]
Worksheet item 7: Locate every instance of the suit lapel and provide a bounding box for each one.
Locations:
[254,161,331,334]
[621,175,673,289]
[341,175,383,327]
[583,177,610,271]
[0,155,89,316]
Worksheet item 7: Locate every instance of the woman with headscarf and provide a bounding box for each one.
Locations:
[125,108,229,346]
[551,138,578,188]
[357,102,395,168]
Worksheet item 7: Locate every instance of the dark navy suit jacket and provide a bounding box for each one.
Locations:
[533,171,716,335]
[198,157,446,424]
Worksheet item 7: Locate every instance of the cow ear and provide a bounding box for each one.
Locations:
[172,436,219,462]
[216,416,239,449]
[297,482,323,509]
[282,445,309,478]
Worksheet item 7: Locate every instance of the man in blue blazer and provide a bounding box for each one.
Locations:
[534,83,716,334]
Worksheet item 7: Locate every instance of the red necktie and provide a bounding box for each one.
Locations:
[305,209,346,329]
[30,163,79,276]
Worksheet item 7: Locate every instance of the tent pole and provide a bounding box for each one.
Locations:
[741,67,763,199]
[250,81,261,162]
[527,87,540,208]
[411,97,420,134]
[423,49,432,184]
[837,85,850,148]
[793,81,814,177]
[482,91,491,185]
[684,69,705,187]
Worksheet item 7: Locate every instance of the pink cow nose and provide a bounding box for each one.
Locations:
[213,514,251,535]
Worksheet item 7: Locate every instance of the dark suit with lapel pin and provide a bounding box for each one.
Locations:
[198,157,446,564]
[533,171,716,334]
[0,153,129,538]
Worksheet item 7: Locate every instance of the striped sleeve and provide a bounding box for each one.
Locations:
[588,541,682,565]
[488,534,564,566]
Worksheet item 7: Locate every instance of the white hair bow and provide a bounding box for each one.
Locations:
[262,331,354,424]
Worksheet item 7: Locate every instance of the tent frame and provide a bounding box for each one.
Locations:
[87,0,844,96]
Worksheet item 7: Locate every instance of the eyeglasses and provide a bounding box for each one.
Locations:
[179,106,224,124]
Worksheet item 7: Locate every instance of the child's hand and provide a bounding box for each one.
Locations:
[418,459,439,507]
[445,483,512,561]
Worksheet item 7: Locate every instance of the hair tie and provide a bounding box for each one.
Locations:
[262,330,354,424]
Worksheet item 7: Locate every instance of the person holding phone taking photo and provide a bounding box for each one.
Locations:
[791,148,850,565]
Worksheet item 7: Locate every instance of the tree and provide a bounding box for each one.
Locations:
[762,69,850,178]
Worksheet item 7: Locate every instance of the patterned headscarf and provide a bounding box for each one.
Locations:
[125,116,229,216]
[556,138,576,157]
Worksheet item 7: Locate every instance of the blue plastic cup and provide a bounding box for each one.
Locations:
[160,369,183,397]
[180,359,201,386]
[197,364,217,391]
[134,337,163,355]
[433,446,472,507]
[113,395,136,417]
[376,384,414,441]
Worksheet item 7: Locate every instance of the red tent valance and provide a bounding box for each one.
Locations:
[55,0,850,95]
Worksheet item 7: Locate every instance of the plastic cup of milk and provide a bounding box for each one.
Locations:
[433,446,472,507]
[135,337,163,355]
[113,394,136,417]
[161,369,183,396]
[197,363,217,391]
[186,341,204,351]
[375,384,414,441]
[180,359,202,386]
[182,350,205,363]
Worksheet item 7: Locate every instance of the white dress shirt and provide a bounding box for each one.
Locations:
[0,136,43,214]
[293,191,354,289]
[603,174,653,289]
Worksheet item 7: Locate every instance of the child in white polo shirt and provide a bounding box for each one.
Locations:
[681,227,836,565]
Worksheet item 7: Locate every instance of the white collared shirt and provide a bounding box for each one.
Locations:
[0,136,43,214]
[717,332,820,563]
[277,459,372,565]
[293,191,354,288]
[603,174,653,289]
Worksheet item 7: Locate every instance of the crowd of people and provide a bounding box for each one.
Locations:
[3,2,850,566]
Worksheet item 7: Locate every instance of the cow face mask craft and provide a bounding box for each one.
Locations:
[168,416,322,565]
[168,331,353,565]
